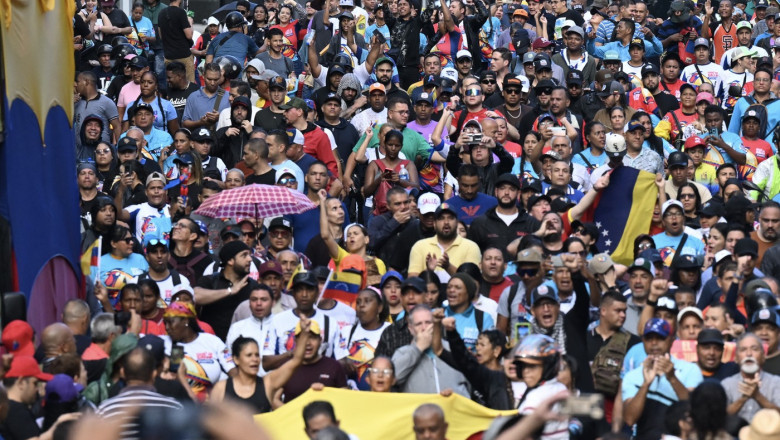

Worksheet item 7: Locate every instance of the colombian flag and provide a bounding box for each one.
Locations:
[80,238,101,279]
[580,167,658,265]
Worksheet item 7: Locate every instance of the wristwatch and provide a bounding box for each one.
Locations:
[228,286,233,295]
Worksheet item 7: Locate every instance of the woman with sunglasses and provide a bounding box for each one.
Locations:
[99,225,149,309]
[93,142,118,193]
[334,288,390,390]
[633,234,656,261]
[677,182,703,229]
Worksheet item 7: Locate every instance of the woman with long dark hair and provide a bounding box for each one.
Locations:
[572,122,607,174]
[93,142,118,193]
[677,182,703,229]
[248,4,270,48]
[122,71,179,135]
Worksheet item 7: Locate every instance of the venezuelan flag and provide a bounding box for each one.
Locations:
[80,238,101,278]
[286,262,304,291]
[580,167,658,265]
[322,270,363,308]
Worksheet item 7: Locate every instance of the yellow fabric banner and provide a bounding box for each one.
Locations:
[254,388,516,440]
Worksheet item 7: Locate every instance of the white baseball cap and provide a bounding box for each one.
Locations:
[662,199,684,215]
[418,193,442,215]
[604,133,626,157]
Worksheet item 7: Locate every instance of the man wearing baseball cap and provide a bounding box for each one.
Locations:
[622,318,703,440]
[623,120,664,174]
[664,150,713,204]
[696,328,739,381]
[750,307,780,375]
[652,200,706,266]
[0,356,54,439]
[681,38,724,93]
[552,25,597,86]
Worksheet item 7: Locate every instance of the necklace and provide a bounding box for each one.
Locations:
[504,106,522,119]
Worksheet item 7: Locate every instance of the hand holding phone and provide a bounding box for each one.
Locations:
[170,344,184,373]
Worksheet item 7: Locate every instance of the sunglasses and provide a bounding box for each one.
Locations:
[481,79,497,85]
[505,88,522,95]
[679,193,696,200]
[96,149,112,154]
[517,268,539,277]
[121,237,134,244]
[147,239,169,247]
[278,178,297,185]
[270,229,291,238]
[538,88,553,95]
[465,88,482,97]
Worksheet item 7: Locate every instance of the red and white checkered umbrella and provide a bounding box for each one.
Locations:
[193,184,316,219]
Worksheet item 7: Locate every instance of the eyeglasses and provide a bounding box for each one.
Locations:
[481,79,496,85]
[679,193,696,200]
[755,77,772,83]
[663,211,684,218]
[638,242,653,250]
[465,88,482,96]
[369,368,393,376]
[96,149,111,154]
[270,229,291,238]
[570,250,588,257]
[505,88,522,95]
[517,267,539,277]
[278,177,297,185]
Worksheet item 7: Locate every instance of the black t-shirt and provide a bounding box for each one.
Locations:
[195,272,259,340]
[246,169,277,185]
[157,6,192,59]
[253,108,286,133]
[165,82,201,122]
[586,328,641,362]
[0,400,41,440]
[702,361,741,382]
[653,91,681,116]
[556,10,585,27]
[106,8,131,30]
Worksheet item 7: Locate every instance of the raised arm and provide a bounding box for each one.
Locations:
[318,189,341,260]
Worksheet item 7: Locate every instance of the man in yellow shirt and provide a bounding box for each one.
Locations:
[684,135,717,188]
[408,203,481,278]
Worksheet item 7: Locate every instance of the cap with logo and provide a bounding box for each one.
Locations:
[279,97,308,111]
[412,90,434,105]
[531,283,560,306]
[595,69,614,84]
[417,192,441,215]
[667,151,689,168]
[292,271,319,289]
[423,74,440,87]
[641,64,660,76]
[603,50,621,62]
[191,127,213,142]
[258,260,283,277]
[534,57,552,71]
[662,199,684,215]
[744,108,761,121]
[523,52,537,64]
[517,248,543,264]
[673,253,702,270]
[629,38,645,50]
[532,38,554,49]
[597,80,625,98]
[643,318,672,338]
[604,133,626,157]
[733,46,758,61]
[456,49,472,60]
[566,25,585,39]
[513,8,528,17]
[588,253,615,274]
[700,200,725,218]
[684,135,707,151]
[495,173,521,190]
[434,202,458,218]
[117,136,137,152]
[522,177,543,193]
[626,120,646,132]
[1,320,35,356]
[567,69,583,86]
[694,37,710,49]
[526,193,552,210]
[751,307,780,327]
[368,82,386,95]
[220,224,243,239]
[756,0,770,8]
[145,172,165,186]
[628,257,655,276]
[269,217,293,231]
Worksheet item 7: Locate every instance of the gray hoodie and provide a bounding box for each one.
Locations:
[392,344,470,398]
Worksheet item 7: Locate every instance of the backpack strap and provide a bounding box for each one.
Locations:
[474,308,484,332]
[449,108,471,143]
[323,314,330,344]
[186,252,209,277]
[347,323,359,347]
[507,282,520,316]
[577,152,594,171]
[171,270,182,286]
[670,233,689,268]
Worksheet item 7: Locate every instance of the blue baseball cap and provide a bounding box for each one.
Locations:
[626,120,646,132]
[531,282,559,306]
[643,318,672,338]
[380,270,404,288]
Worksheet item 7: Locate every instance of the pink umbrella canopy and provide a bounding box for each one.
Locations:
[193,184,316,219]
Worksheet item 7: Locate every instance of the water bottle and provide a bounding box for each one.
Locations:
[398,165,409,182]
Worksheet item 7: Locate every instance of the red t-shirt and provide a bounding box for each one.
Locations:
[504,140,523,159]
[742,138,772,163]
[487,277,514,303]
[660,79,685,100]
[452,108,491,131]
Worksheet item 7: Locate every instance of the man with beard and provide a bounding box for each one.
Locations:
[468,173,540,257]
[751,202,780,266]
[368,187,414,265]
[548,87,584,150]
[214,96,253,169]
[407,204,481,278]
[538,211,565,255]
[254,75,288,133]
[311,64,347,121]
[440,0,490,75]
[194,241,260,341]
[552,26,597,85]
[181,63,231,130]
[494,75,533,132]
[78,163,106,231]
[136,238,190,305]
[282,98,340,179]
[623,318,703,440]
[518,79,555,138]
[243,138,277,185]
[722,333,780,420]
[696,328,740,381]
[637,64,679,116]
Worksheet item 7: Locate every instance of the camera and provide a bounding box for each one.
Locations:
[114,311,132,327]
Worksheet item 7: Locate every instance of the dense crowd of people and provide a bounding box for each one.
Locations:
[13,0,780,437]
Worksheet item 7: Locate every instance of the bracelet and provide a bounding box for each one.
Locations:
[647,299,658,307]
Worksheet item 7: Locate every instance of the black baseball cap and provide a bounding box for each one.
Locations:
[495,173,521,190]
[697,328,725,346]
[567,69,583,86]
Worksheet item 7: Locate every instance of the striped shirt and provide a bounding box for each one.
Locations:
[96,386,183,440]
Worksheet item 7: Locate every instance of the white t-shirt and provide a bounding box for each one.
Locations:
[265,309,340,357]
[681,62,724,96]
[225,315,274,377]
[351,108,388,134]
[126,202,170,243]
[315,62,371,89]
[518,379,569,440]
[318,301,357,332]
[162,332,234,388]
[131,272,191,306]
[334,322,390,361]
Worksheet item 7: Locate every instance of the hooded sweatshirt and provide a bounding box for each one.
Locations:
[77,114,105,162]
[337,73,362,108]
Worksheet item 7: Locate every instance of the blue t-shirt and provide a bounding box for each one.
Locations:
[365,23,391,49]
[445,193,498,225]
[99,253,149,307]
[622,356,703,405]
[512,158,540,179]
[651,231,706,265]
[206,31,260,62]
[286,199,350,253]
[572,149,608,173]
[121,96,177,133]
[481,17,502,48]
[541,182,585,203]
[445,304,495,353]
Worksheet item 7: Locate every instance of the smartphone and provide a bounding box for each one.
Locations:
[114,311,132,327]
[514,322,532,342]
[372,29,386,45]
[170,344,184,373]
[550,126,566,137]
[709,127,719,139]
[560,393,605,420]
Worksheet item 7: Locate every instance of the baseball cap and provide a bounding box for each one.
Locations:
[629,38,645,50]
[673,253,702,270]
[456,49,472,60]
[694,37,709,48]
[145,172,165,186]
[714,249,732,266]
[523,52,537,64]
[751,308,780,327]
[588,253,615,274]
[503,75,524,91]
[527,193,552,209]
[757,0,770,8]
[173,152,195,166]
[626,120,645,132]
[368,82,386,94]
[513,8,528,17]
[566,25,585,39]
[641,64,660,76]
[412,90,434,106]
[294,318,322,336]
[657,296,678,312]
[417,192,441,215]
[279,97,308,111]
[44,374,84,403]
[191,127,213,142]
[643,318,672,338]
[744,108,762,122]
[531,283,559,306]
[697,328,725,346]
[231,96,251,110]
[534,57,552,71]
[603,50,620,62]
[667,151,689,168]
[322,92,341,106]
[597,80,624,98]
[220,224,242,239]
[697,92,715,104]
[532,38,554,49]
[700,200,725,218]
[516,248,543,264]
[5,356,54,381]
[662,199,684,215]
[684,135,707,151]
[128,55,148,69]
[567,69,583,86]
[604,133,626,157]
[117,136,137,152]
[734,238,759,257]
[423,74,440,87]
[522,177,543,193]
[440,67,458,83]
[133,101,154,114]
[402,276,426,293]
[434,202,458,218]
[535,78,557,91]
[292,271,318,289]
[268,75,287,90]
[258,260,283,278]
[137,334,166,367]
[495,173,521,190]
[628,257,655,276]
[595,69,614,84]
[677,306,704,323]
[1,320,35,356]
[380,270,404,288]
[733,46,758,60]
[206,16,220,26]
[639,248,663,265]
[269,217,293,231]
